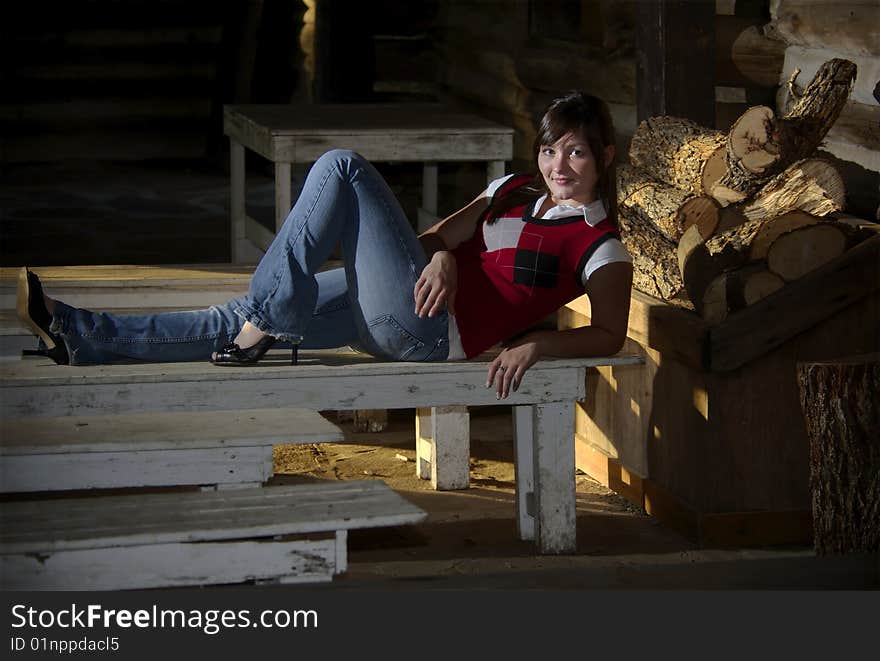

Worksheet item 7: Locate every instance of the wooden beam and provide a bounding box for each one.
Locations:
[708,234,880,372]
[635,0,716,126]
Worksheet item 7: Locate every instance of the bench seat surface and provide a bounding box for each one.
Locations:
[0,408,343,454]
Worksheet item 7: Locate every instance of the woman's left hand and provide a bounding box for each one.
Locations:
[486,339,541,400]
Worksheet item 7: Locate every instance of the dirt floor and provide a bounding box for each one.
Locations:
[268,408,879,590]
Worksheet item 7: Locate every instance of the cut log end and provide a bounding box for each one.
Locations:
[729,106,779,174]
[742,270,784,304]
[748,210,821,260]
[678,196,720,240]
[767,223,847,281]
[701,146,728,195]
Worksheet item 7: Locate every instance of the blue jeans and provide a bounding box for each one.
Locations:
[51,150,450,365]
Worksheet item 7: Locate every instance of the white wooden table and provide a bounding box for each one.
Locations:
[0,349,644,554]
[223,104,515,262]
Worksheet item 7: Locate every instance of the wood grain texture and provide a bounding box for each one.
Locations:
[708,234,880,372]
[0,481,426,554]
[224,104,514,162]
[0,350,637,419]
[1,539,338,590]
[0,408,342,454]
[769,0,880,56]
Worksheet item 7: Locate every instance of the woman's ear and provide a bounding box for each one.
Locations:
[603,144,615,168]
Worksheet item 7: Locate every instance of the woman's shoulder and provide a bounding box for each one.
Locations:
[483,172,534,200]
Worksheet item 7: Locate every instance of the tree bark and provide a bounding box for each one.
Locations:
[628,116,727,196]
[618,165,720,242]
[617,206,691,307]
[797,355,880,555]
[711,58,857,204]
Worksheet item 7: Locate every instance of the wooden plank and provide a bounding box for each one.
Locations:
[225,104,517,135]
[1,446,272,493]
[223,104,514,163]
[0,264,253,311]
[415,407,432,480]
[0,408,342,454]
[574,433,646,510]
[412,406,469,490]
[512,405,535,541]
[429,405,470,491]
[532,401,577,554]
[635,0,716,126]
[708,234,880,372]
[0,481,426,554]
[1,539,337,590]
[562,290,706,370]
[275,134,513,165]
[0,351,641,419]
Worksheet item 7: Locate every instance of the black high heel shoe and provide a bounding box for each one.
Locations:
[16,268,69,365]
[211,336,299,366]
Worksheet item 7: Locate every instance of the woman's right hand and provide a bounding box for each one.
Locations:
[414,251,457,318]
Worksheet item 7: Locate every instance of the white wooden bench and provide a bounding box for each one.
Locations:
[0,408,343,493]
[0,481,426,589]
[0,348,644,553]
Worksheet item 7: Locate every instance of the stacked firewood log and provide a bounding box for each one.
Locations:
[617,57,875,323]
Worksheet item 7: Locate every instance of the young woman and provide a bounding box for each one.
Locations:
[18,91,633,399]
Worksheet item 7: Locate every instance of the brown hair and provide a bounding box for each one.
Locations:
[484,91,617,227]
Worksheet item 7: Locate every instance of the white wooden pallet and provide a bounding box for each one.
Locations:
[0,480,426,589]
[0,408,343,492]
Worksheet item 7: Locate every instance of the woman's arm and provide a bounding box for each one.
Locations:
[487,261,633,399]
[418,193,489,257]
[414,194,489,318]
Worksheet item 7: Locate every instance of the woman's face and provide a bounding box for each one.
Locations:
[537,131,611,207]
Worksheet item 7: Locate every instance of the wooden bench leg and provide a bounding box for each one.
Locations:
[486,159,506,183]
[414,405,470,490]
[512,405,535,541]
[230,138,246,263]
[532,402,577,554]
[334,529,348,574]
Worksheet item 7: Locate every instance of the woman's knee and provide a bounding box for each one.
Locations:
[315,148,367,170]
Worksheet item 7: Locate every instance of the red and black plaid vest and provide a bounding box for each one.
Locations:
[451,174,619,358]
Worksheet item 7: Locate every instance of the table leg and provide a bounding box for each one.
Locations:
[417,162,439,233]
[414,405,469,490]
[512,405,536,541]
[533,401,576,554]
[230,139,246,263]
[275,161,292,234]
[487,160,506,184]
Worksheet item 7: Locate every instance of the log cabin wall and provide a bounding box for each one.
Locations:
[432,0,638,172]
[767,0,880,219]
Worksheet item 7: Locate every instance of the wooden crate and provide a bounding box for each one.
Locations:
[560,235,880,547]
